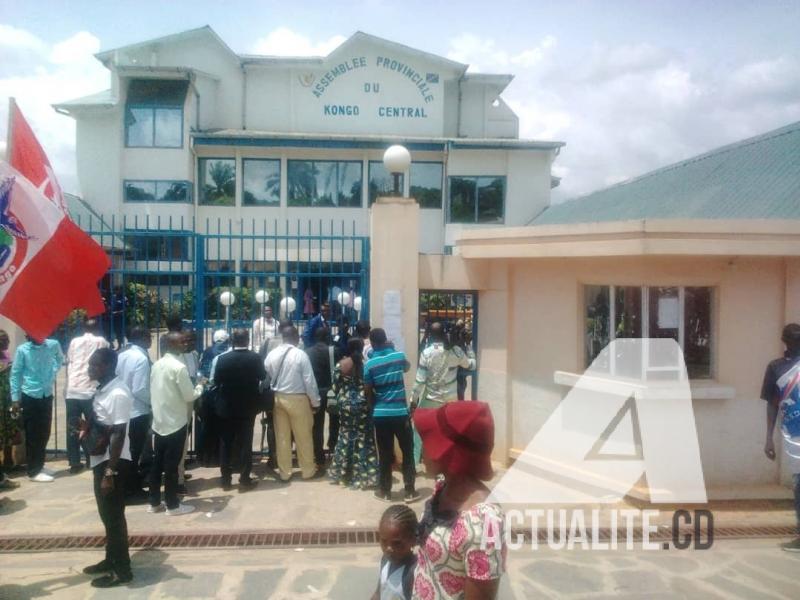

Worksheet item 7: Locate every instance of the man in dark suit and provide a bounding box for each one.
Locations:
[306,327,339,466]
[302,302,330,349]
[211,328,266,491]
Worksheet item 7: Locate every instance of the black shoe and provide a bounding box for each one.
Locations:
[176,484,188,496]
[183,473,193,481]
[221,479,233,492]
[373,490,392,503]
[69,464,85,475]
[404,490,421,504]
[91,572,132,588]
[82,560,112,575]
[307,468,326,480]
[239,478,258,491]
[781,537,800,552]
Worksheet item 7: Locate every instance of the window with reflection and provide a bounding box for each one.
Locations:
[243,159,280,206]
[124,79,187,148]
[368,161,403,205]
[584,285,713,378]
[448,176,504,223]
[287,160,362,207]
[410,162,443,209]
[125,180,190,203]
[199,158,236,206]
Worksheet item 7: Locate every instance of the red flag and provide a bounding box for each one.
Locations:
[2,99,110,341]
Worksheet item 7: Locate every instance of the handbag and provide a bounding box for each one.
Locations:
[198,384,219,420]
[259,347,292,413]
[326,346,340,415]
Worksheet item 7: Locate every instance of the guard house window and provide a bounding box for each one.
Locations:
[124,79,187,148]
[368,161,403,205]
[125,231,190,261]
[287,160,362,207]
[199,158,236,206]
[411,162,443,209]
[448,176,504,224]
[243,159,280,206]
[584,285,713,379]
[124,180,191,203]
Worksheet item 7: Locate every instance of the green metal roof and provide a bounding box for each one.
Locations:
[534,121,800,225]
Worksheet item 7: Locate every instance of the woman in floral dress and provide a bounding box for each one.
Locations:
[328,337,378,489]
[0,329,20,489]
[411,402,506,600]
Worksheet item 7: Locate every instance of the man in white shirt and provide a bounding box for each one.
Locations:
[82,347,133,587]
[252,305,280,352]
[116,325,152,496]
[265,325,322,482]
[65,319,109,474]
[148,332,197,516]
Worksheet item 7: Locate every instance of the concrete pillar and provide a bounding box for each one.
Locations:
[369,197,420,390]
[476,261,512,465]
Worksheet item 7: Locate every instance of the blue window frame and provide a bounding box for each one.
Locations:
[124,180,192,203]
[243,159,281,206]
[125,230,190,261]
[447,176,505,224]
[124,79,187,148]
[287,160,362,207]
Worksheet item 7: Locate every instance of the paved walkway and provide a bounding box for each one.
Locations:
[1,539,799,599]
[0,459,439,536]
[1,458,797,537]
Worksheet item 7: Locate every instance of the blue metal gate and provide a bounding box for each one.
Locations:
[45,214,369,456]
[65,214,370,353]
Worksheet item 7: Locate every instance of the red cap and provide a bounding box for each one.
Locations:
[412,401,495,480]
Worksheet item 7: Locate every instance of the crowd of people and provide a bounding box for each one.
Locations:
[3,303,800,596]
[0,303,520,597]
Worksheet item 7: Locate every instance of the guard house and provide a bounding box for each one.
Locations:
[53,26,563,258]
[440,121,800,497]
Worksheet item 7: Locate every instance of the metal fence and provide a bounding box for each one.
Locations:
[44,214,370,456]
[60,213,370,351]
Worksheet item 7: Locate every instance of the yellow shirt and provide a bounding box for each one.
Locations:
[150,353,195,436]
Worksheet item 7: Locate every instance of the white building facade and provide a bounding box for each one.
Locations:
[54,26,563,323]
[55,26,563,256]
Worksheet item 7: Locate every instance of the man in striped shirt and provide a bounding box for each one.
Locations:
[364,328,419,504]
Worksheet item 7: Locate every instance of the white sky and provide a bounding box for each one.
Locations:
[1,0,799,203]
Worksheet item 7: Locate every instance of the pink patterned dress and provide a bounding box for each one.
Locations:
[412,481,506,600]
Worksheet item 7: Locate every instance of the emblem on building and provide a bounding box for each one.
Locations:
[297,73,316,87]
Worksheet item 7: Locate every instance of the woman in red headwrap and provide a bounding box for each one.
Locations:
[411,401,506,600]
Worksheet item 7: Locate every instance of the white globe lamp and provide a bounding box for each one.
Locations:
[353,296,363,312]
[280,296,296,316]
[337,291,351,306]
[219,290,235,330]
[383,145,411,195]
[219,291,236,307]
[255,289,269,305]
